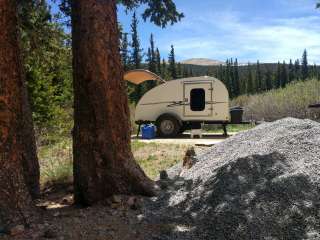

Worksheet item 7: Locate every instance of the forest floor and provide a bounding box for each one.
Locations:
[3,118,319,239]
[1,145,210,240]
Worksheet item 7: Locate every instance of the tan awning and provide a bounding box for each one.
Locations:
[124,69,165,85]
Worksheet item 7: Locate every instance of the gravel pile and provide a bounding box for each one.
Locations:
[144,118,320,240]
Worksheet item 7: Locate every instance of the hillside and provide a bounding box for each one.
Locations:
[231,78,320,121]
[181,58,224,66]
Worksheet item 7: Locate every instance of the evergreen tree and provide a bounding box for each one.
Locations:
[233,59,240,97]
[155,48,161,75]
[280,61,288,88]
[161,58,170,80]
[288,59,294,83]
[183,65,189,78]
[19,1,73,127]
[255,60,262,92]
[168,45,177,79]
[310,64,318,79]
[120,32,130,71]
[130,12,143,69]
[265,68,273,90]
[218,64,224,80]
[301,49,309,80]
[294,59,301,80]
[145,47,157,89]
[225,59,232,96]
[177,63,182,78]
[130,12,143,102]
[246,63,254,94]
[70,0,184,204]
[275,61,282,88]
[147,34,157,73]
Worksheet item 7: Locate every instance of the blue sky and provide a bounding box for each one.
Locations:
[49,0,320,63]
[118,0,320,63]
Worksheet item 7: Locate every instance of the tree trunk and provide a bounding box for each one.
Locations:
[0,0,36,227]
[71,0,156,205]
[21,84,40,199]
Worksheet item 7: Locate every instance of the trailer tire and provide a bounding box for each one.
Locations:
[156,115,181,138]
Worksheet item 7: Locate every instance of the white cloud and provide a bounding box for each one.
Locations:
[156,7,320,63]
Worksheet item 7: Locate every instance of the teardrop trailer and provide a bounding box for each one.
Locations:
[124,69,247,138]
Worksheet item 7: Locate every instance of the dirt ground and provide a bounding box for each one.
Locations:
[0,184,171,240]
[1,145,210,240]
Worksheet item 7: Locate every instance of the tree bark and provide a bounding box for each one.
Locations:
[0,0,36,227]
[71,0,156,205]
[21,84,40,199]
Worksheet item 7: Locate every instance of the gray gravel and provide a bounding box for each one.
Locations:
[143,118,320,240]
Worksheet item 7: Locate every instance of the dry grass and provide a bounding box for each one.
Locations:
[38,138,73,186]
[132,141,190,179]
[38,138,190,186]
[232,79,320,121]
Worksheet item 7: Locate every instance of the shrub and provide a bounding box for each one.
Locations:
[232,79,320,121]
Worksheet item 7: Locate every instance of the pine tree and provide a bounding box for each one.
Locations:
[183,65,189,78]
[71,0,184,205]
[146,49,158,90]
[130,12,143,102]
[168,45,177,79]
[177,63,182,78]
[233,59,240,97]
[255,60,262,92]
[225,59,232,96]
[120,32,130,71]
[130,12,143,69]
[280,61,288,88]
[155,48,161,76]
[275,61,282,88]
[246,63,254,94]
[301,49,309,80]
[294,59,301,80]
[148,34,156,73]
[218,64,224,80]
[265,68,273,90]
[288,59,294,83]
[0,0,38,226]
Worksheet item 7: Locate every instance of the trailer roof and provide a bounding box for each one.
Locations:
[124,69,164,85]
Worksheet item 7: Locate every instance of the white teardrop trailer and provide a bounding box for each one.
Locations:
[124,70,246,138]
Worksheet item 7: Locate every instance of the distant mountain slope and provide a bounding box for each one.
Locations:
[181,58,224,66]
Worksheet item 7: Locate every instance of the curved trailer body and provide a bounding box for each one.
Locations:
[124,70,240,137]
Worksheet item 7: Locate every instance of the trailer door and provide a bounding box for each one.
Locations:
[183,83,213,117]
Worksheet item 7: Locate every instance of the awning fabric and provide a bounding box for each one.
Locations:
[124,69,164,85]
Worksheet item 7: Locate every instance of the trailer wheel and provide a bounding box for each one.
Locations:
[156,115,181,138]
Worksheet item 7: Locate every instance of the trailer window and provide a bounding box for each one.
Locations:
[190,88,205,111]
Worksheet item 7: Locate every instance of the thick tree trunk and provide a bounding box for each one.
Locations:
[71,0,156,205]
[0,0,36,227]
[21,85,40,199]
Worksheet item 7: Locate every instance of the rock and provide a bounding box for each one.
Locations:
[43,229,57,239]
[159,181,169,190]
[147,118,320,240]
[111,195,122,203]
[159,170,168,180]
[111,203,120,209]
[127,196,141,210]
[182,147,196,169]
[53,212,60,217]
[127,196,136,206]
[137,214,145,222]
[9,225,25,236]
